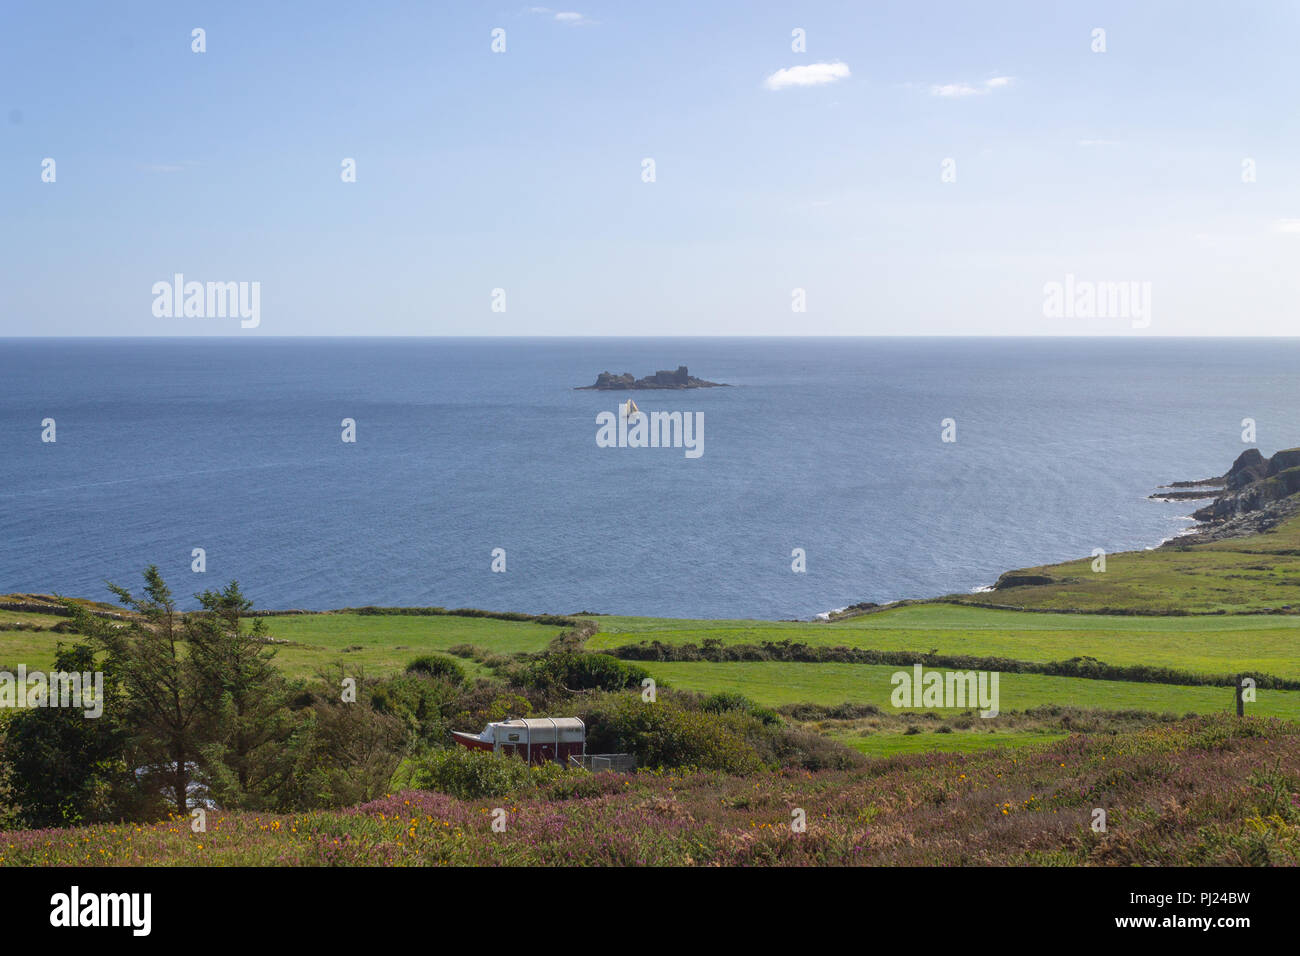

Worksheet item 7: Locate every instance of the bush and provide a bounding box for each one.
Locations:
[522,653,649,693]
[538,771,626,801]
[281,692,409,809]
[405,654,467,685]
[758,726,866,771]
[410,748,576,800]
[702,691,780,726]
[778,702,881,721]
[367,672,458,744]
[583,695,765,773]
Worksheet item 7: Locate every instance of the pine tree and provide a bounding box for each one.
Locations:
[187,582,293,809]
[90,567,209,815]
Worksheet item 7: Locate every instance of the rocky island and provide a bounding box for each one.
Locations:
[575,366,728,390]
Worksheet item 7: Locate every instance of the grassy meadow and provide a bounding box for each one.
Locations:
[588,605,1300,681]
[640,661,1299,717]
[0,610,565,682]
[936,510,1300,614]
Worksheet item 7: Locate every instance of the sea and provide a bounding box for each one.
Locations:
[2,337,1296,620]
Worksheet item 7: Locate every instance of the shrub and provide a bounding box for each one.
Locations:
[411,748,535,799]
[367,672,459,744]
[522,653,649,693]
[583,695,765,774]
[758,726,866,771]
[538,771,625,801]
[405,654,467,685]
[778,702,881,721]
[702,691,780,726]
[409,748,578,800]
[281,692,409,809]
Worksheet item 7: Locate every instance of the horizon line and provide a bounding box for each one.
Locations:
[5,334,1300,341]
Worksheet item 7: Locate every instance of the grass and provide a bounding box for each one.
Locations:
[837,728,1071,756]
[643,661,1300,718]
[934,510,1300,614]
[0,632,69,674]
[809,705,1165,757]
[244,614,564,681]
[588,605,1300,680]
[13,602,1296,686]
[0,613,566,682]
[0,611,67,629]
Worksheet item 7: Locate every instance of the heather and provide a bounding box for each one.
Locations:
[4,716,1296,867]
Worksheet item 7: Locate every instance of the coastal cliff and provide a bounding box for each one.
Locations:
[1163,447,1300,545]
[918,443,1300,613]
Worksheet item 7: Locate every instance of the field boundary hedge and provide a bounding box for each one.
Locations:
[607,640,1300,690]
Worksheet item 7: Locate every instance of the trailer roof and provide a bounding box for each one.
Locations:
[493,717,585,730]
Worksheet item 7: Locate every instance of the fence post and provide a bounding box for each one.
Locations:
[1234,674,1244,717]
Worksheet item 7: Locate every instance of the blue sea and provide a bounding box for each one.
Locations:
[2,338,1297,619]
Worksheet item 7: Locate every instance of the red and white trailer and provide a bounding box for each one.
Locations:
[452,717,586,767]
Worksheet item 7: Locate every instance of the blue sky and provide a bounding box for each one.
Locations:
[3,0,1299,335]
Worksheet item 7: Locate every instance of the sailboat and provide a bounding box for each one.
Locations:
[621,398,640,424]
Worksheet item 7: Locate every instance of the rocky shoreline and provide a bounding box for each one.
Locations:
[1157,447,1300,545]
[825,444,1300,619]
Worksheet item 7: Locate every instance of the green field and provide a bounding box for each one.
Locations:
[247,613,565,680]
[0,632,65,674]
[643,660,1300,718]
[0,611,68,629]
[0,612,566,682]
[588,604,1300,680]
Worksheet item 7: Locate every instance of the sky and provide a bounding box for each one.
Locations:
[2,0,1299,336]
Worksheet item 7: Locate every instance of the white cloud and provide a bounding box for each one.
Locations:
[930,76,1015,97]
[931,83,980,97]
[1274,219,1300,234]
[528,7,592,24]
[764,62,851,91]
[1078,139,1122,147]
